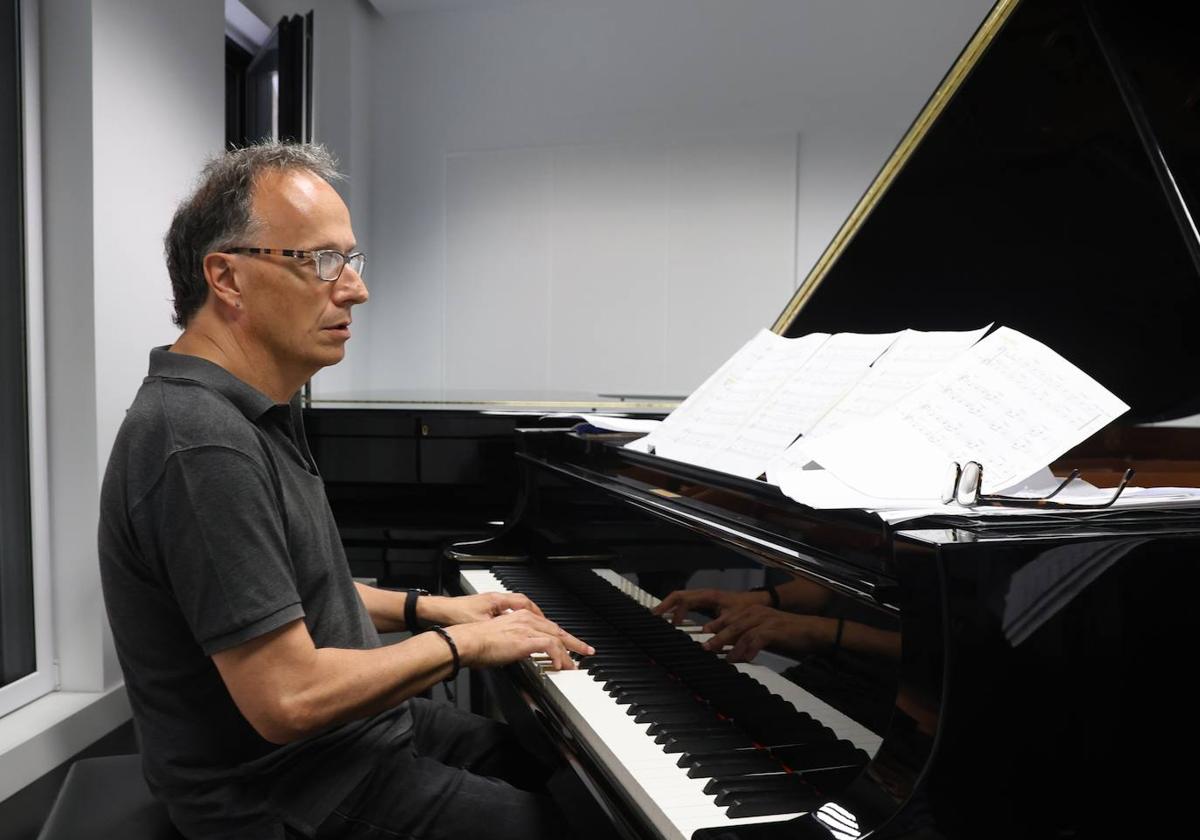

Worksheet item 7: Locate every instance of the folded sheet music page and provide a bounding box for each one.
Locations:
[631,330,832,475]
[792,327,1130,503]
[707,331,899,478]
[766,325,990,485]
[803,325,992,440]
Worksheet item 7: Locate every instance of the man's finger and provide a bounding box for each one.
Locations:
[553,626,594,656]
[652,592,681,616]
[549,637,576,670]
[498,591,543,617]
[730,630,764,663]
[704,605,750,634]
[518,611,595,656]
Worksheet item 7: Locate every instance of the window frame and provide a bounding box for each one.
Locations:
[0,0,56,718]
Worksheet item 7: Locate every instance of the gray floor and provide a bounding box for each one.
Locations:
[0,720,138,840]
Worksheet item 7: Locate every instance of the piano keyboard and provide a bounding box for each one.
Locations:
[460,566,882,840]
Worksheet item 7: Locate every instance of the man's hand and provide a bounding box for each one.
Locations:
[446,609,594,671]
[420,591,544,627]
[700,605,834,663]
[652,588,769,624]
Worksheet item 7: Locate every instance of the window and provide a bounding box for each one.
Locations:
[0,0,42,714]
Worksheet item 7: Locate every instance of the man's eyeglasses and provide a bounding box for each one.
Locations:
[227,247,366,283]
[942,460,1135,509]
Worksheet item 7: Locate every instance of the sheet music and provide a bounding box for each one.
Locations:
[764,326,989,485]
[804,325,991,440]
[634,330,830,470]
[795,327,1130,501]
[707,331,897,478]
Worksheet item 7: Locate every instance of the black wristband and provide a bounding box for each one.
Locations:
[429,625,460,681]
[404,589,428,633]
[832,616,845,654]
[751,584,780,609]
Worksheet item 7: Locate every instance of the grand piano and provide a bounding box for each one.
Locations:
[313,0,1200,837]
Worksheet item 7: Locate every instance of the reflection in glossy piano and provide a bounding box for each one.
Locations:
[315,1,1200,837]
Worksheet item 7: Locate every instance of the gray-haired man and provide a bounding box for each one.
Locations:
[99,142,589,839]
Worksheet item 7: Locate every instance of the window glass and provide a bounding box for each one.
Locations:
[0,0,35,691]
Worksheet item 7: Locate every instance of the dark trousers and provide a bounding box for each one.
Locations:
[312,698,567,840]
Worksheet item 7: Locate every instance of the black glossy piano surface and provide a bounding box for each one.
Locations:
[450,428,1200,840]
[316,0,1200,836]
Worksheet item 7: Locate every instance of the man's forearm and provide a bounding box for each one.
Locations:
[354,582,464,633]
[777,577,834,612]
[220,621,458,744]
[355,581,407,631]
[295,633,456,736]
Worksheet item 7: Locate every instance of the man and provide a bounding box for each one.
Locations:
[99,142,591,840]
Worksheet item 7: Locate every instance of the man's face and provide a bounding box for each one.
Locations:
[237,169,368,376]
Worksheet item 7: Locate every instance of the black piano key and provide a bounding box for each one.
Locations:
[723,790,825,817]
[713,779,819,808]
[492,566,880,812]
[743,720,836,747]
[634,707,718,725]
[627,700,707,718]
[774,741,868,771]
[660,732,753,754]
[684,752,782,779]
[586,666,659,679]
[702,773,810,797]
[796,765,864,791]
[613,688,695,705]
[650,721,735,742]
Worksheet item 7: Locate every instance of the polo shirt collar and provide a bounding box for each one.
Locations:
[147,346,283,422]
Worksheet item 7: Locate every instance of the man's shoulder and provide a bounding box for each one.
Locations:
[119,375,265,462]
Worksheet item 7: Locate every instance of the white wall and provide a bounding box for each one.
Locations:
[0,0,224,803]
[42,0,223,695]
[353,0,995,398]
[239,0,378,396]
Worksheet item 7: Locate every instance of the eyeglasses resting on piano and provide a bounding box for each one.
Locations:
[942,460,1135,509]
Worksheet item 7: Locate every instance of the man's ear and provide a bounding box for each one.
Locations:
[203,252,243,311]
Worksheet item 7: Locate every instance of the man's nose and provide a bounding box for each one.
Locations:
[333,265,369,305]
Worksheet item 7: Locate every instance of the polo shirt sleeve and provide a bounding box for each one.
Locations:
[138,444,306,655]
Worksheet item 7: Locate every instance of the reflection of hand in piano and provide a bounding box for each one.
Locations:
[702,607,901,664]
[701,606,841,663]
[652,588,769,625]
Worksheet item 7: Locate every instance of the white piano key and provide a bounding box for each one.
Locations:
[544,669,806,840]
[459,566,883,839]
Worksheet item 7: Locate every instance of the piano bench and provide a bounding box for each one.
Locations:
[37,754,183,840]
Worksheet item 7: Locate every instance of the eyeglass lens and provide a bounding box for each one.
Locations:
[956,461,982,506]
[315,251,366,281]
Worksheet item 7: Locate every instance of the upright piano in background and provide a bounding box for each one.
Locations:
[303,391,676,590]
[310,1,1200,837]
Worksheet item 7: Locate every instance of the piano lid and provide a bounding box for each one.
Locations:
[774,0,1200,423]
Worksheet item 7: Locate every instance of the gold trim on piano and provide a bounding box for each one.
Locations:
[771,0,1021,335]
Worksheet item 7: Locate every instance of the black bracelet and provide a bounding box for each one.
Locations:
[428,625,461,681]
[404,588,428,633]
[832,616,845,655]
[751,584,780,609]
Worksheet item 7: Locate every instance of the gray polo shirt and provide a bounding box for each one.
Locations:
[99,348,412,839]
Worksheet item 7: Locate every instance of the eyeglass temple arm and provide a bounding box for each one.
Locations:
[1041,468,1082,500]
[1091,467,1136,508]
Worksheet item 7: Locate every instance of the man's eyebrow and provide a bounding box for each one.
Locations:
[309,242,358,252]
